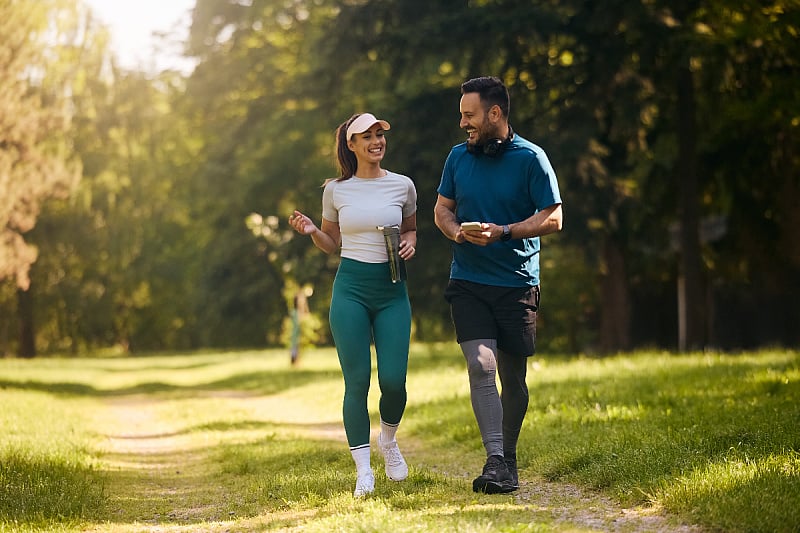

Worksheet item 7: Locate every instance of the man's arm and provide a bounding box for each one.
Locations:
[458,203,563,246]
[509,203,563,239]
[433,194,466,243]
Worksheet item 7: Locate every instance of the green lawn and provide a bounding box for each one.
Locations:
[1,345,797,532]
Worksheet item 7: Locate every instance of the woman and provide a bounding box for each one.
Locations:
[289,113,417,497]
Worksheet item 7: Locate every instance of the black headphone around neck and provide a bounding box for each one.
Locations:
[466,125,514,158]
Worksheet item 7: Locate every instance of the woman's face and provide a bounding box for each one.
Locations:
[347,124,387,164]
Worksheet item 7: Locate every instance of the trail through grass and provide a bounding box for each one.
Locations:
[87,385,696,532]
[1,346,797,532]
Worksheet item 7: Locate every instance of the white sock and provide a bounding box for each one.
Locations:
[380,419,399,443]
[350,444,371,475]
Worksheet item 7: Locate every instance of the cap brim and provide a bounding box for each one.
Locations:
[346,113,391,138]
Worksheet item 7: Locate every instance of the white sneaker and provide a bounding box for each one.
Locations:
[353,469,375,497]
[378,433,408,481]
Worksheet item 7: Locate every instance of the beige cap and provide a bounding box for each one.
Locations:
[346,113,391,138]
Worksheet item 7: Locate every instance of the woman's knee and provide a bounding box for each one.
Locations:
[378,372,407,395]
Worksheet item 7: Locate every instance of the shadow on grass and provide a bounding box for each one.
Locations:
[0,342,473,400]
[99,419,346,442]
[0,367,342,399]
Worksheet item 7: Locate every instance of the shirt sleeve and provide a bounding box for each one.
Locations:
[403,176,418,218]
[529,150,562,210]
[437,150,457,200]
[321,180,338,222]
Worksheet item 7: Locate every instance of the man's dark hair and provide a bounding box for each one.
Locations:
[461,76,510,118]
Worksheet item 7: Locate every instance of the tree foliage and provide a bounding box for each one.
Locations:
[2,0,798,356]
[0,0,80,292]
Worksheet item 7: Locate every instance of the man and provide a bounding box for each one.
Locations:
[434,76,563,494]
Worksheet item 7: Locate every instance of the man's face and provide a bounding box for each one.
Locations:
[459,92,498,147]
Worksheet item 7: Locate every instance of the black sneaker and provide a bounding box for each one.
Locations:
[472,454,515,494]
[504,455,519,491]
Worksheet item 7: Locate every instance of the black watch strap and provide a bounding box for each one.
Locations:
[501,224,512,241]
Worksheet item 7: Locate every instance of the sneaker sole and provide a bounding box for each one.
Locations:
[386,470,408,481]
[472,478,516,494]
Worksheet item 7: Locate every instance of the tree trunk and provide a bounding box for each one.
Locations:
[17,287,36,358]
[676,64,706,351]
[599,236,631,353]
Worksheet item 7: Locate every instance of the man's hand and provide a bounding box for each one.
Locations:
[460,222,499,246]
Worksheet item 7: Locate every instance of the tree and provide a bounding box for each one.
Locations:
[183,0,345,347]
[0,0,79,293]
[305,0,800,352]
[8,0,797,355]
[0,0,82,357]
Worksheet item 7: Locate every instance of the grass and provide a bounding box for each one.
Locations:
[0,345,797,532]
[0,389,104,531]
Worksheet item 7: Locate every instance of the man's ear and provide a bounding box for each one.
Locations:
[488,104,502,124]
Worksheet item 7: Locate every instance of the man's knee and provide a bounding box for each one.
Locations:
[462,340,498,378]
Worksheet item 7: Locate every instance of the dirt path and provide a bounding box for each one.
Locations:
[90,394,702,533]
[401,436,701,533]
[88,396,235,531]
[514,479,700,532]
[99,396,185,464]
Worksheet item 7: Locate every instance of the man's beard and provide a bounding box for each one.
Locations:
[470,122,502,147]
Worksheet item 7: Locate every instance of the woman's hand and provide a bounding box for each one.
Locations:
[399,239,416,260]
[289,210,317,235]
[289,210,340,255]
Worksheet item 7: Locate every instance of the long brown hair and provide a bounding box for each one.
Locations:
[330,114,360,182]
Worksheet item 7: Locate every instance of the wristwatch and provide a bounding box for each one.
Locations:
[501,224,512,241]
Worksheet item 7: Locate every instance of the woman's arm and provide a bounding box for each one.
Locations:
[289,210,341,255]
[399,212,417,260]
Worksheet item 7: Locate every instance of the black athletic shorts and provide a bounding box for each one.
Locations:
[444,279,540,357]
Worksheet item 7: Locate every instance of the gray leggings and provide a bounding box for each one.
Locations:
[460,339,528,458]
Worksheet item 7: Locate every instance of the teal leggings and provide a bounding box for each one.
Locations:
[329,257,411,448]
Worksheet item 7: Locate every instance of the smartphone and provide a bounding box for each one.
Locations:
[460,222,483,232]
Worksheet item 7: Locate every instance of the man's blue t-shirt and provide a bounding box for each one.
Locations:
[437,134,562,287]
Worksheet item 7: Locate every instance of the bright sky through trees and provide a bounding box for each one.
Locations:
[83,0,195,73]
